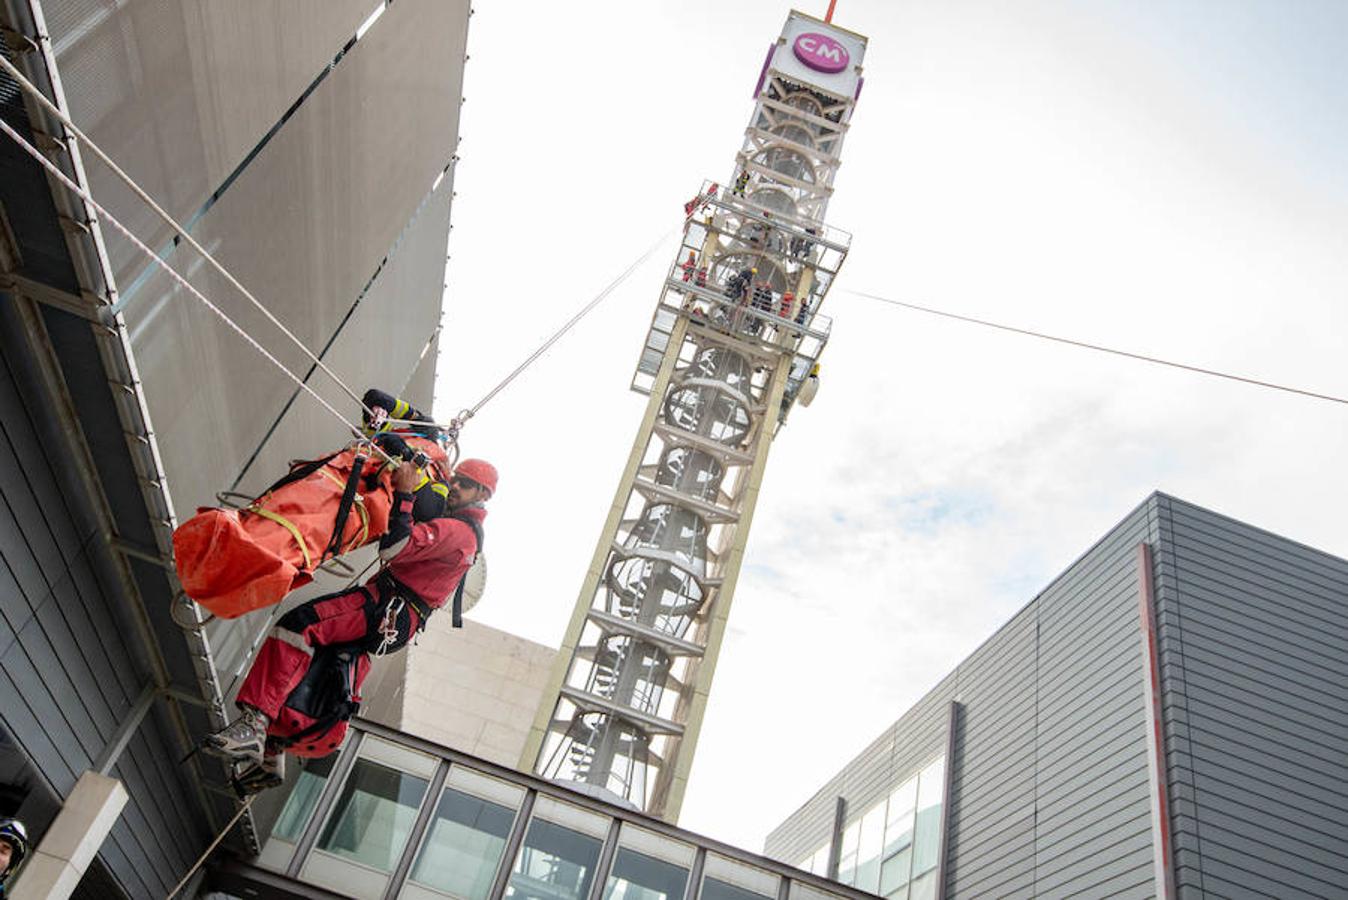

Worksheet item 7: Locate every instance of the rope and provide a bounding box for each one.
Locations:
[164,793,258,899]
[0,117,397,465]
[848,289,1348,408]
[443,229,675,438]
[0,53,375,420]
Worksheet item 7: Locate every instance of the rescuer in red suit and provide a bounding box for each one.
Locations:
[203,454,496,781]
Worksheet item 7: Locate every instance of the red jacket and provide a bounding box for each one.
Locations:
[376,493,485,619]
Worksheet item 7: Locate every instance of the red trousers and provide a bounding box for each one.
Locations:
[236,585,416,719]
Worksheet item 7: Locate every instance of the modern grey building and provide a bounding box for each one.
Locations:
[765,493,1348,899]
[0,0,468,895]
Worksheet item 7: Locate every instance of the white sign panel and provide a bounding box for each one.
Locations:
[767,11,867,101]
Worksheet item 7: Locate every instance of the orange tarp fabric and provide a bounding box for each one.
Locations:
[172,446,405,619]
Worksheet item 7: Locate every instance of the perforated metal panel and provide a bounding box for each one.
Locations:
[48,0,374,286]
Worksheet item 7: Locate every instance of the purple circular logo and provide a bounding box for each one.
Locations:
[793,32,849,73]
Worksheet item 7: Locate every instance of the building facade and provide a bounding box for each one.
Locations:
[0,0,468,895]
[216,716,886,900]
[765,493,1348,899]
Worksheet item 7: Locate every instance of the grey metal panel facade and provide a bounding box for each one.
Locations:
[1153,495,1348,899]
[232,174,455,498]
[2,0,466,895]
[48,0,374,286]
[121,0,467,516]
[770,494,1348,898]
[0,318,204,895]
[767,500,1161,898]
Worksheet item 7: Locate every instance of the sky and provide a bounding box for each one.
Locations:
[432,0,1348,854]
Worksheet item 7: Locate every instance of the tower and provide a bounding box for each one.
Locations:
[521,10,867,820]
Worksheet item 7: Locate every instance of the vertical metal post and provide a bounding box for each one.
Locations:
[934,700,960,900]
[685,846,707,900]
[1136,543,1177,900]
[287,728,364,878]
[488,789,536,899]
[381,759,449,899]
[826,795,846,880]
[587,818,623,900]
[94,682,157,775]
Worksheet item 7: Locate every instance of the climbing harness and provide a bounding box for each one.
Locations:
[372,596,407,658]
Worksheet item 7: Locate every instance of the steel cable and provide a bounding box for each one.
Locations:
[0,117,395,462]
[848,289,1348,407]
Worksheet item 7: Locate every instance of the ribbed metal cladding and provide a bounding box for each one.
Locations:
[769,494,1348,898]
[767,499,1164,897]
[1153,495,1348,899]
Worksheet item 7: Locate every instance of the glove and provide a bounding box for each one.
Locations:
[375,432,413,460]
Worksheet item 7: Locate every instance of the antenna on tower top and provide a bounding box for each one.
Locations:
[825,0,837,23]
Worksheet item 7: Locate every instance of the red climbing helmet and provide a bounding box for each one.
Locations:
[454,459,498,497]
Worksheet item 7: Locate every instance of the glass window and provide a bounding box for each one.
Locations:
[316,758,429,871]
[880,848,912,897]
[908,870,937,900]
[407,786,517,899]
[836,819,860,885]
[273,753,337,841]
[505,802,605,900]
[604,847,688,900]
[701,855,778,898]
[883,778,917,858]
[854,801,886,892]
[789,886,847,900]
[702,878,773,900]
[911,759,945,877]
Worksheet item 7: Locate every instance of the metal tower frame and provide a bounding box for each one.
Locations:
[522,10,868,821]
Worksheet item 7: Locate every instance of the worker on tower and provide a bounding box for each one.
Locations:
[724,266,753,302]
[0,819,27,898]
[681,250,697,282]
[732,167,750,197]
[203,453,497,790]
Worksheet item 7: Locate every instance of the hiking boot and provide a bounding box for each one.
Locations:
[233,752,285,796]
[203,707,268,764]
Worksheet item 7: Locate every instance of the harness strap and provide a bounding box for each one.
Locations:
[263,452,338,495]
[248,506,313,570]
[324,451,367,561]
[267,647,362,751]
[447,512,485,629]
[377,571,433,630]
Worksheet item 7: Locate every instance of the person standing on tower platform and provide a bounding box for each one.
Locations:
[204,455,497,784]
[732,168,750,197]
[681,250,697,282]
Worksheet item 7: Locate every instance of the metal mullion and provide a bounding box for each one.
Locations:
[382,757,449,900]
[686,846,707,900]
[489,788,536,898]
[287,729,365,878]
[587,818,623,900]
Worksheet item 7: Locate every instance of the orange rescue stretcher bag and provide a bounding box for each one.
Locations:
[172,435,447,619]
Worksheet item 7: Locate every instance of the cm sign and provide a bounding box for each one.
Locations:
[792,32,849,74]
